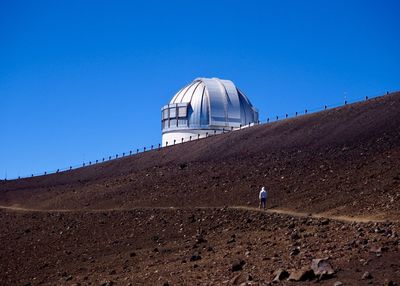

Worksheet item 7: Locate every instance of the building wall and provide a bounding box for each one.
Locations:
[161,124,256,147]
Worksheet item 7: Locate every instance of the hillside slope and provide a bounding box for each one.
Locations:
[1,92,400,219]
[1,92,400,285]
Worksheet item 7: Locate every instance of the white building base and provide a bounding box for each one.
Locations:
[161,124,256,147]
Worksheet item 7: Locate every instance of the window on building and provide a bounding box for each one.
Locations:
[163,120,169,129]
[178,106,187,118]
[169,107,176,118]
[169,119,177,127]
[162,109,169,120]
[178,119,187,126]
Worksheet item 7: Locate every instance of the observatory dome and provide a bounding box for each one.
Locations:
[161,77,259,146]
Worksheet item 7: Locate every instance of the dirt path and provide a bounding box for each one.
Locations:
[0,204,387,223]
[230,206,386,223]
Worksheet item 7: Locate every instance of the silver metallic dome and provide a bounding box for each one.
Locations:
[161,77,259,146]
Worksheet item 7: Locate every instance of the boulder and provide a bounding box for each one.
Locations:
[272,269,289,282]
[311,258,335,279]
[287,267,315,281]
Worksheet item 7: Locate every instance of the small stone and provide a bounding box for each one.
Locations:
[362,271,372,280]
[321,219,330,225]
[230,272,252,285]
[190,254,201,261]
[384,279,395,286]
[291,232,300,240]
[290,248,300,256]
[64,275,73,281]
[369,245,382,253]
[272,269,289,282]
[231,259,246,272]
[179,163,188,170]
[227,237,236,244]
[287,267,314,281]
[333,282,343,286]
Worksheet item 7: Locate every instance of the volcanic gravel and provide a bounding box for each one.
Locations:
[1,208,399,285]
[0,92,400,285]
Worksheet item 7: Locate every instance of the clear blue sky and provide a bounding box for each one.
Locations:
[1,0,399,179]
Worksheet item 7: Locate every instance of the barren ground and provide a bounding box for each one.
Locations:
[1,92,400,285]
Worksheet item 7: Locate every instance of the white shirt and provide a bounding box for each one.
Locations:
[259,189,267,199]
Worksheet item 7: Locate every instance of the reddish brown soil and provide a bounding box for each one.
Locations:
[0,92,400,285]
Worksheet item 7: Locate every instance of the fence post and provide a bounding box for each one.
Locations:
[44,171,47,175]
[70,166,72,170]
[96,160,98,164]
[109,156,112,160]
[151,145,153,150]
[189,136,192,141]
[137,149,139,154]
[305,109,307,114]
[276,116,278,120]
[158,143,161,149]
[285,114,288,118]
[166,142,168,147]
[267,118,269,123]
[344,100,347,105]
[83,163,85,167]
[31,174,33,177]
[116,154,118,158]
[89,161,91,165]
[365,96,368,100]
[206,132,208,137]
[173,139,176,145]
[181,138,184,143]
[324,105,327,110]
[295,112,298,116]
[144,147,146,152]
[122,152,125,157]
[198,134,200,139]
[231,126,233,131]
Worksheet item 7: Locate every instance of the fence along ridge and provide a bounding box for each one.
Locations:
[1,90,394,181]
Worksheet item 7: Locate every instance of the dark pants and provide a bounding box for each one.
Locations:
[259,198,266,209]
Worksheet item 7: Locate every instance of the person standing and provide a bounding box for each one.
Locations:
[259,186,268,210]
